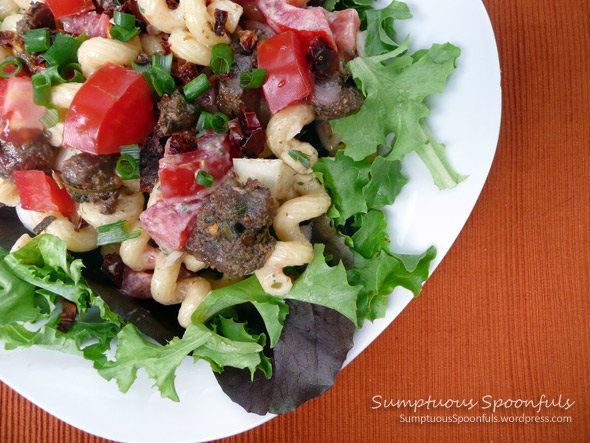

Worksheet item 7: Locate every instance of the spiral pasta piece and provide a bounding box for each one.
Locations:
[0,0,18,20]
[119,221,160,271]
[11,0,36,11]
[17,208,98,252]
[50,83,83,112]
[168,29,212,66]
[77,36,141,77]
[177,277,212,328]
[266,104,318,174]
[255,241,314,296]
[273,172,331,243]
[151,252,207,305]
[0,13,23,32]
[180,0,233,47]
[79,192,145,229]
[0,178,19,207]
[137,0,185,33]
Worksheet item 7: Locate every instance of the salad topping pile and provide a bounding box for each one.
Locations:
[0,0,462,414]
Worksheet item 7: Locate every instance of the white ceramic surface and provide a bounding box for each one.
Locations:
[0,1,501,442]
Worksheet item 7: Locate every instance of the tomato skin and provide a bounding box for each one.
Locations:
[14,170,76,216]
[256,0,335,50]
[258,31,314,114]
[159,130,235,202]
[45,0,95,19]
[0,76,47,145]
[63,63,154,155]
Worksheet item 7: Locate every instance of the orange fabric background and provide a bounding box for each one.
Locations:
[2,0,589,442]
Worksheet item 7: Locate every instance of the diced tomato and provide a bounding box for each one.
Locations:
[14,170,76,216]
[63,63,154,155]
[258,31,314,114]
[121,268,153,299]
[139,199,203,252]
[0,76,47,145]
[256,0,335,50]
[324,9,360,52]
[45,0,95,19]
[60,11,111,38]
[159,130,235,202]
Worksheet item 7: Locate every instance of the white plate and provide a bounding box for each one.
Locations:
[0,1,501,442]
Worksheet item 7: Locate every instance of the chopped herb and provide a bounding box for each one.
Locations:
[288,150,311,169]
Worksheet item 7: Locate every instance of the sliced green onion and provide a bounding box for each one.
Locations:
[131,58,155,92]
[152,65,175,96]
[196,111,229,134]
[0,57,23,79]
[113,11,137,29]
[195,170,214,187]
[110,26,140,43]
[116,154,140,180]
[60,62,86,83]
[39,108,60,129]
[120,144,140,161]
[25,28,50,53]
[196,111,212,132]
[43,33,87,68]
[288,149,311,169]
[183,73,211,102]
[96,221,141,246]
[240,68,267,89]
[31,73,52,106]
[153,53,173,73]
[210,43,233,74]
[211,112,229,134]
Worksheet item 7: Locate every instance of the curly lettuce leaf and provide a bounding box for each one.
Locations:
[286,244,361,327]
[0,235,122,365]
[364,1,412,57]
[350,210,390,259]
[332,42,465,189]
[350,246,436,325]
[191,277,288,348]
[314,152,407,226]
[3,235,92,310]
[0,250,45,325]
[98,322,265,402]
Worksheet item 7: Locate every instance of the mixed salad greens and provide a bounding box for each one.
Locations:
[0,1,461,415]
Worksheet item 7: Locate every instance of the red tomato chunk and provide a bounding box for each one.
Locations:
[159,130,235,202]
[45,0,95,19]
[63,63,154,155]
[14,170,76,216]
[0,76,47,145]
[258,31,314,114]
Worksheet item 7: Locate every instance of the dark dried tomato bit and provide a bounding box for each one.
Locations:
[214,9,228,37]
[229,110,266,158]
[57,297,77,333]
[308,36,338,78]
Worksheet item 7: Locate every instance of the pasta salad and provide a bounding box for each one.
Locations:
[0,0,462,414]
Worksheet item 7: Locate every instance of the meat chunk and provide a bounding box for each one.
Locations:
[60,152,122,214]
[0,139,54,183]
[156,89,199,136]
[139,134,165,192]
[13,3,55,73]
[185,179,276,276]
[216,53,259,118]
[310,75,364,120]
